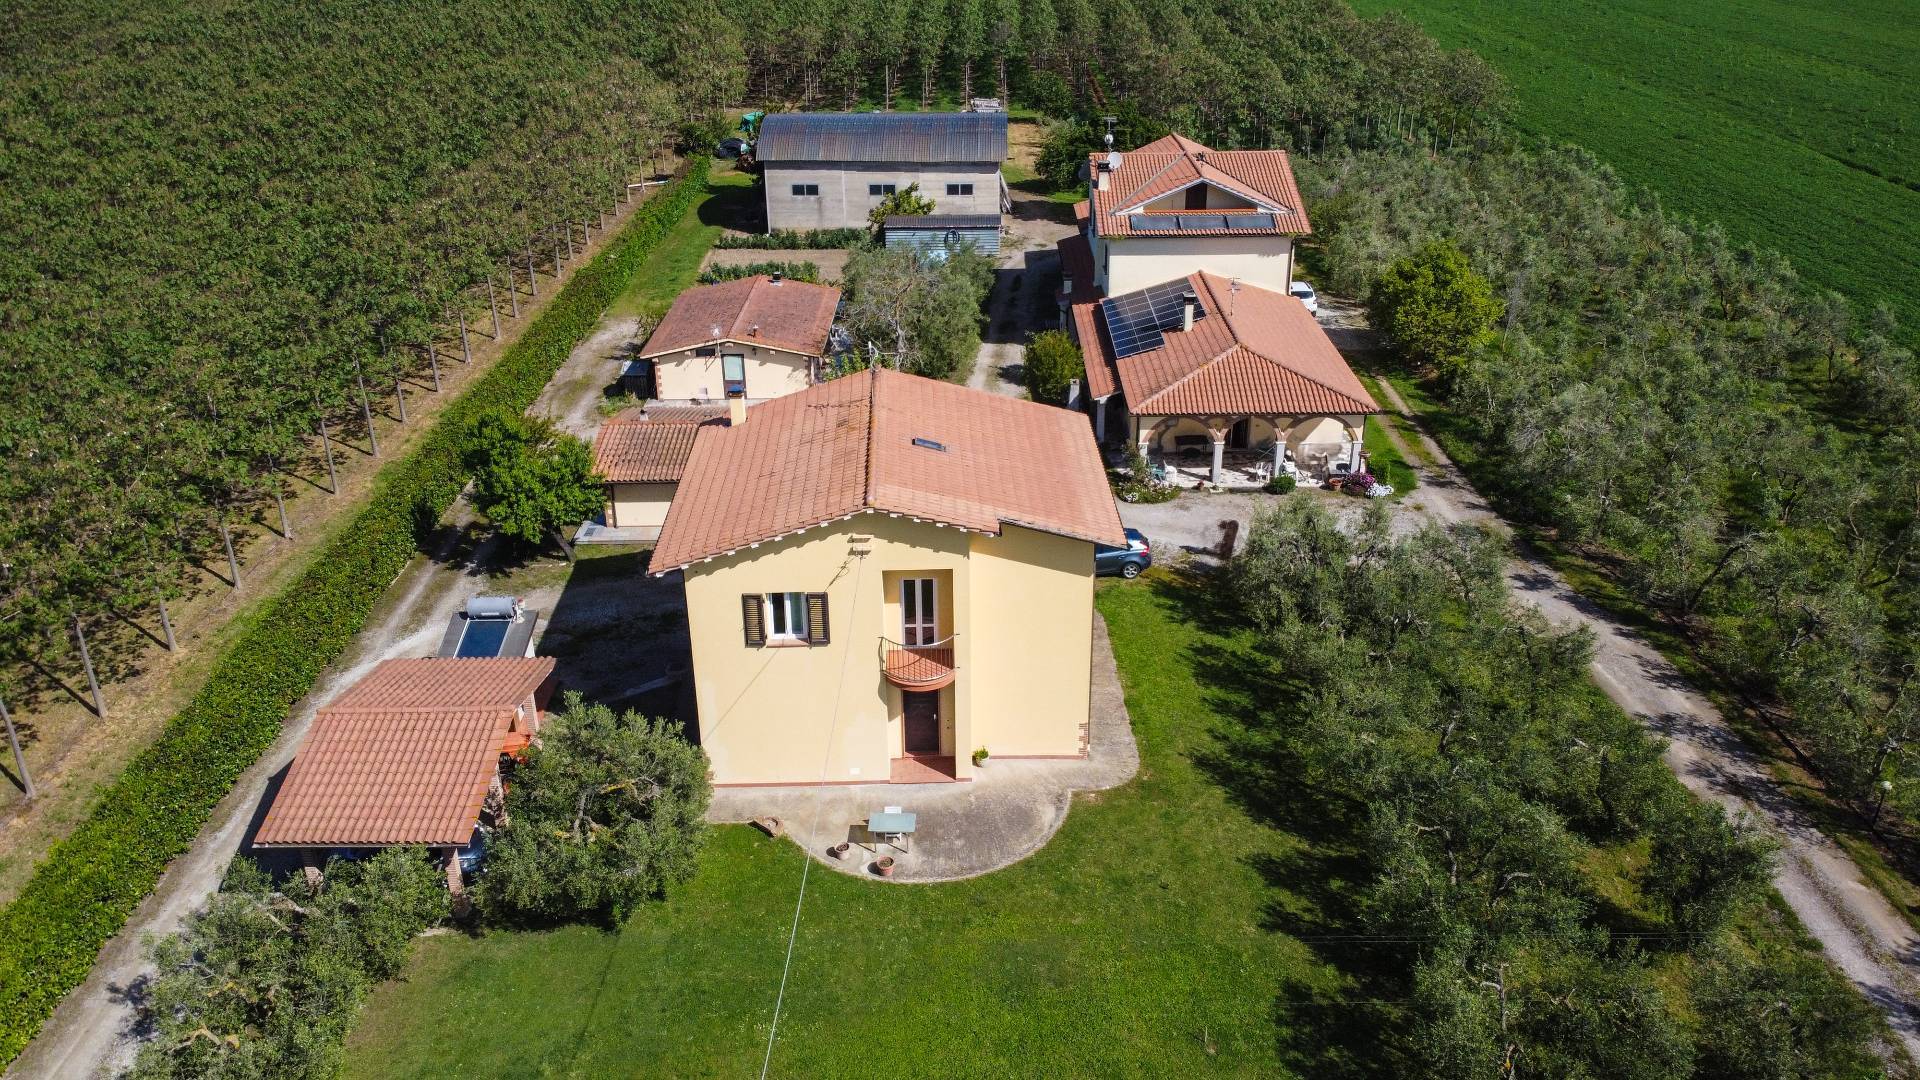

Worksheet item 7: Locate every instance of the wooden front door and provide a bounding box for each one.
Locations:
[902,691,940,754]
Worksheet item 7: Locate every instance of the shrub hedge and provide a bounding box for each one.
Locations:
[0,158,709,1068]
[712,226,869,250]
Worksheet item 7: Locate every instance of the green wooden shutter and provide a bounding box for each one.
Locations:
[741,594,765,647]
[805,593,830,646]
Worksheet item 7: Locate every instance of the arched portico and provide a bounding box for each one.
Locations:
[1132,413,1365,487]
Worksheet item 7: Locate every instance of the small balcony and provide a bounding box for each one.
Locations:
[881,635,957,691]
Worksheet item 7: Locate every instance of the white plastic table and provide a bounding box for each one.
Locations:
[866,810,917,854]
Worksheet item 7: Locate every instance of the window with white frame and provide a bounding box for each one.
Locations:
[869,183,897,196]
[791,183,820,197]
[900,578,937,646]
[766,592,809,641]
[946,183,974,196]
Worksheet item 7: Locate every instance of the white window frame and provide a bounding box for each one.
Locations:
[900,578,937,646]
[869,183,898,197]
[791,183,820,197]
[766,592,809,641]
[946,182,974,196]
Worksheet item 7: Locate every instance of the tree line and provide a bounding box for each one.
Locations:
[1227,501,1883,1076]
[0,0,739,723]
[1308,144,1920,847]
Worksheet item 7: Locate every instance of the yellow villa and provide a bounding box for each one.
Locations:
[650,367,1125,786]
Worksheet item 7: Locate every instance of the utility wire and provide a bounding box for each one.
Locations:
[759,556,863,1080]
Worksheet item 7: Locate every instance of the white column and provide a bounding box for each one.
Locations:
[1210,434,1226,486]
[1094,399,1108,442]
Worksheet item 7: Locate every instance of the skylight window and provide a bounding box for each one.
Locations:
[912,437,948,452]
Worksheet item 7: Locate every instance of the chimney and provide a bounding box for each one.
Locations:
[1096,167,1109,192]
[728,396,747,427]
[1181,291,1198,332]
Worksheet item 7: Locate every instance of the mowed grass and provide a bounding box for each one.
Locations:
[1351,0,1920,333]
[340,577,1357,1078]
[606,162,758,322]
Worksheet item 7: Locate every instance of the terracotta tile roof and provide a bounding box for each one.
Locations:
[1074,272,1378,417]
[1088,134,1309,238]
[593,421,701,483]
[254,657,554,848]
[639,276,840,360]
[652,368,1125,570]
[642,404,730,424]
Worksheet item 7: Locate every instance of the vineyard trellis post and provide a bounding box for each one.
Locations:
[459,309,472,364]
[318,415,339,494]
[74,616,104,718]
[527,243,538,298]
[487,276,502,337]
[508,268,521,317]
[354,359,379,457]
[220,521,241,588]
[425,341,442,391]
[394,379,407,422]
[156,589,175,651]
[268,455,292,538]
[1,690,31,801]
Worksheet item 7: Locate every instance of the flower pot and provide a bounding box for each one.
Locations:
[873,856,895,877]
[828,842,851,859]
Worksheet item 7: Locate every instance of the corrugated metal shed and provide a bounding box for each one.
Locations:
[759,112,1008,164]
[883,215,1002,256]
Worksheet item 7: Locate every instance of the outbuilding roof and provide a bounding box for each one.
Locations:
[253,657,555,848]
[638,275,839,360]
[1075,272,1378,417]
[758,112,1008,164]
[592,417,709,483]
[1088,134,1309,239]
[651,368,1125,570]
[882,214,1002,230]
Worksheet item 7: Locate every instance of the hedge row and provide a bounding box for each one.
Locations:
[0,157,710,1067]
[712,226,869,250]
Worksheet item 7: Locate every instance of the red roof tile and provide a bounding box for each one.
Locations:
[639,275,840,359]
[1088,134,1310,238]
[1075,273,1378,417]
[592,418,709,483]
[255,657,554,848]
[652,368,1125,570]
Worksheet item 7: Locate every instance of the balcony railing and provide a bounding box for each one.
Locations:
[881,634,957,690]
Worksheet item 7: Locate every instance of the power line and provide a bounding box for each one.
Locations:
[760,556,864,1080]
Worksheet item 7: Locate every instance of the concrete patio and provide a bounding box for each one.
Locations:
[707,614,1139,883]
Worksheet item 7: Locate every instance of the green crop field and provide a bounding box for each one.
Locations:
[1351,0,1920,333]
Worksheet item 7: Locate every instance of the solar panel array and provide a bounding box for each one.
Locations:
[1126,212,1277,232]
[1100,280,1206,359]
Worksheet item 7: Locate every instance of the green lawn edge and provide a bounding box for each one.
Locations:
[0,158,711,1067]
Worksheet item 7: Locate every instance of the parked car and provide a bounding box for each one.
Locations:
[716,136,747,159]
[1289,280,1319,314]
[1095,528,1153,578]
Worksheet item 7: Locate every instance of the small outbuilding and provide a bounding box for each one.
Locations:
[638,275,840,405]
[882,214,1002,258]
[757,111,1009,231]
[253,656,558,905]
[590,407,726,542]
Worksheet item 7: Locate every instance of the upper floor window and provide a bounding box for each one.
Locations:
[722,353,746,398]
[741,592,830,647]
[869,183,897,196]
[946,183,974,196]
[791,183,820,197]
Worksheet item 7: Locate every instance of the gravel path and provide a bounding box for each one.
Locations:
[966,189,1077,398]
[1370,376,1920,1063]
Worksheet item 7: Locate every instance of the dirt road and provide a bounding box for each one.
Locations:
[966,187,1077,398]
[1369,377,1920,1062]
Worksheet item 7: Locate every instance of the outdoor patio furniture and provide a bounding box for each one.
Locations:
[866,809,917,854]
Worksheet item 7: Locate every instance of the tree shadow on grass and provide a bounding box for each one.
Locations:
[1148,570,1415,1077]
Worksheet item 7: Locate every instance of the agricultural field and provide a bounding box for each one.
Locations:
[1351,0,1920,332]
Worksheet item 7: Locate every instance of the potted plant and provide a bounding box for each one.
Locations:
[828,841,851,859]
[873,856,896,877]
[972,746,990,768]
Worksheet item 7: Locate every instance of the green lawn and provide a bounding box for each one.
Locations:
[342,576,1355,1077]
[1361,416,1417,494]
[1351,0,1920,335]
[606,162,758,322]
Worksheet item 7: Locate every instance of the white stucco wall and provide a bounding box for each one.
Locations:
[763,162,1001,230]
[1100,234,1296,295]
[650,341,814,402]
